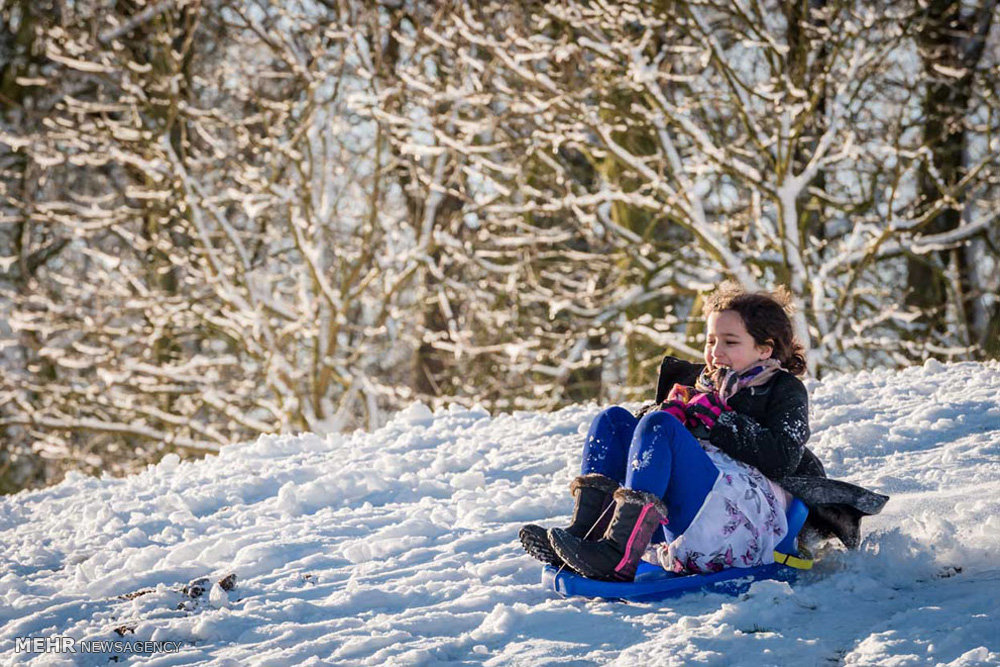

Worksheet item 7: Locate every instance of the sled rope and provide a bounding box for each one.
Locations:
[552,499,618,590]
[583,499,616,540]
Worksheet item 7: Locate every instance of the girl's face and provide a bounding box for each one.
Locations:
[704,310,772,373]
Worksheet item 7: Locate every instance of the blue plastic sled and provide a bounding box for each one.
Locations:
[541,498,812,603]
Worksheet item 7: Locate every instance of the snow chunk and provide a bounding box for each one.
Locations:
[208,582,230,608]
[157,452,181,472]
[471,603,522,640]
[397,401,434,425]
[923,357,945,374]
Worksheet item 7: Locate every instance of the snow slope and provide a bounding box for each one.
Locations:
[2,360,999,666]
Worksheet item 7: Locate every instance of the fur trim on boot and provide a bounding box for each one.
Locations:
[569,472,621,497]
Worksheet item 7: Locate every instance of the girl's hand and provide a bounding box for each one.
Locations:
[684,393,730,430]
[659,400,688,423]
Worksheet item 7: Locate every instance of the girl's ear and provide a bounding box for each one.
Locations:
[758,339,774,360]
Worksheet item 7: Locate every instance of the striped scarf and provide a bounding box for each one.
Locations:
[693,358,784,404]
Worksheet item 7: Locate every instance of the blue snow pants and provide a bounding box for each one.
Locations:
[581,406,720,538]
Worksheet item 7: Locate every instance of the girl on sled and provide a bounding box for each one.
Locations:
[520,283,887,582]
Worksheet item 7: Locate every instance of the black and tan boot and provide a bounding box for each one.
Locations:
[548,487,667,581]
[519,473,620,566]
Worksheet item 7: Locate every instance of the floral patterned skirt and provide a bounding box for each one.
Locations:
[646,441,790,574]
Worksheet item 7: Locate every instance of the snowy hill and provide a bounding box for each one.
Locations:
[2,360,1000,666]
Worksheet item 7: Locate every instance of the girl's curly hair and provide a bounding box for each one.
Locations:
[702,282,808,376]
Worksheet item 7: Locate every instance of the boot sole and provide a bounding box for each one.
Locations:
[519,525,565,567]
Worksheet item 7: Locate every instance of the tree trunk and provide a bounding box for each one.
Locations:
[375,7,467,400]
[983,303,1000,358]
[907,0,995,348]
[784,0,829,252]
[0,0,55,492]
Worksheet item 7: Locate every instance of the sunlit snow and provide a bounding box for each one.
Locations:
[2,360,999,665]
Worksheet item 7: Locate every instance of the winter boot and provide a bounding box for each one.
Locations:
[548,486,668,581]
[519,473,620,566]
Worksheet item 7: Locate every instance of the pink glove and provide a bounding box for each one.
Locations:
[684,393,730,431]
[659,400,688,423]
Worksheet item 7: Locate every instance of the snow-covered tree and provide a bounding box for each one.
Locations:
[0,0,419,485]
[2,0,999,492]
[384,0,1000,380]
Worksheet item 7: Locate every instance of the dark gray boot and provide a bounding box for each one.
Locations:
[519,473,620,566]
[548,487,668,581]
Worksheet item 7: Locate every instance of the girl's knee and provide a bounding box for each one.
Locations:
[593,405,638,432]
[598,405,634,421]
[636,409,685,436]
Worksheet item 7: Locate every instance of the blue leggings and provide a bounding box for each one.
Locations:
[581,406,719,537]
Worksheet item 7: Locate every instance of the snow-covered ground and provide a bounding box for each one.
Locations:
[2,360,999,666]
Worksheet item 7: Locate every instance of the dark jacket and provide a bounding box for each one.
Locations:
[653,356,889,549]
